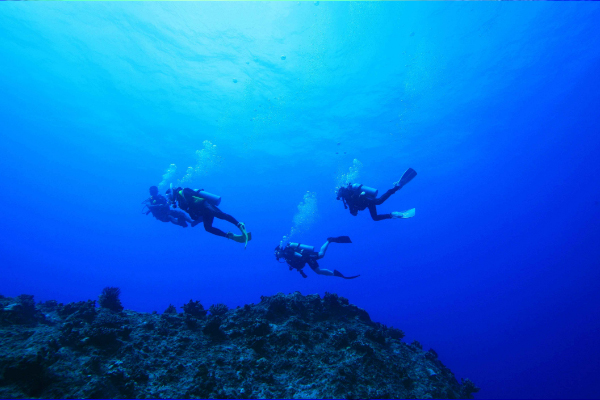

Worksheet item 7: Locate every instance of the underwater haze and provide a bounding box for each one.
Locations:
[1,2,600,399]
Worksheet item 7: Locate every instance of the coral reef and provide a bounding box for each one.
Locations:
[209,303,229,316]
[163,304,178,315]
[0,294,43,326]
[183,300,207,318]
[0,292,479,399]
[98,287,123,313]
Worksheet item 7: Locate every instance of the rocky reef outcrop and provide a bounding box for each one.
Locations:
[0,292,479,399]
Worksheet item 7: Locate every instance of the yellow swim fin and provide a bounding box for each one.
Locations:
[237,222,250,249]
[227,231,252,245]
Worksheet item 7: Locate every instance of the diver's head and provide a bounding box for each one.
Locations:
[336,186,348,200]
[274,245,283,261]
[149,186,159,197]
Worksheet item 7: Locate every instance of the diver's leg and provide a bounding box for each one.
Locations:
[179,211,193,223]
[168,216,184,227]
[373,187,400,206]
[213,207,249,246]
[176,217,188,227]
[368,204,392,221]
[190,218,203,227]
[317,240,331,259]
[203,214,228,238]
[169,210,190,227]
[213,208,239,226]
[308,260,334,277]
[174,210,193,224]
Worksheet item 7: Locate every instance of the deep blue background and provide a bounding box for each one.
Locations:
[1,3,600,399]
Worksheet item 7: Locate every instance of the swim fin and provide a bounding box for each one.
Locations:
[334,269,360,280]
[394,168,417,189]
[237,222,249,249]
[227,232,252,244]
[391,208,415,219]
[327,236,352,244]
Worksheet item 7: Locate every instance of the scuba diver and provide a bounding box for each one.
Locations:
[274,236,359,279]
[168,186,251,248]
[142,186,193,228]
[336,167,417,221]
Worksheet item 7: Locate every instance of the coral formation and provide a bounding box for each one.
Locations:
[209,303,229,316]
[163,304,177,315]
[182,300,207,318]
[98,287,123,313]
[0,292,479,399]
[0,294,42,326]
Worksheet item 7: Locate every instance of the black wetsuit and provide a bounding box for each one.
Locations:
[280,246,320,278]
[146,195,170,222]
[175,188,239,238]
[146,194,192,227]
[340,184,400,221]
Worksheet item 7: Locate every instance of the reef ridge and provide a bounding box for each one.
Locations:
[0,292,479,399]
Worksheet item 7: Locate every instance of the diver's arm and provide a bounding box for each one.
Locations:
[181,188,205,205]
[147,204,168,212]
[286,259,307,278]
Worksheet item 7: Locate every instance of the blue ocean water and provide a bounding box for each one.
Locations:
[1,2,600,398]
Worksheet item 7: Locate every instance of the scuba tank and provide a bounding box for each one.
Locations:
[351,183,378,199]
[193,189,221,206]
[288,243,315,253]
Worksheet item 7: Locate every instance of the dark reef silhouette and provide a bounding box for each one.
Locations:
[0,291,479,399]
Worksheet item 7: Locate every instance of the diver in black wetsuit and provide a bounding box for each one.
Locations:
[168,187,251,247]
[274,236,359,279]
[143,186,193,228]
[336,168,417,221]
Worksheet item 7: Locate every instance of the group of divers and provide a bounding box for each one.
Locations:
[142,167,417,280]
